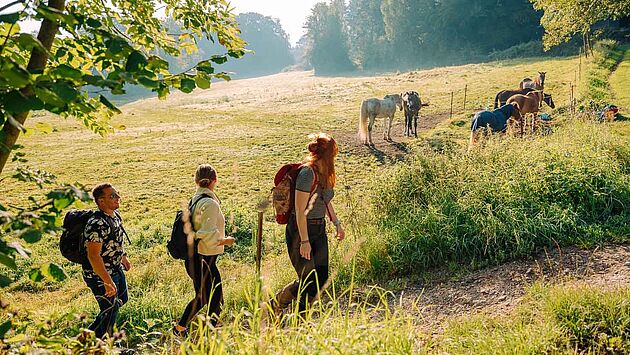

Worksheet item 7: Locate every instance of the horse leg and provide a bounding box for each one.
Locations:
[387,115,393,141]
[413,115,418,138]
[368,116,375,145]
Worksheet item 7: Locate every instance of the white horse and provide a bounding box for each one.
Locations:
[358,94,402,145]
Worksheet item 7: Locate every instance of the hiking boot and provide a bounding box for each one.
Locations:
[172,326,188,338]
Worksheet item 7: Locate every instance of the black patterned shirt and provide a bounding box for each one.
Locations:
[82,211,126,277]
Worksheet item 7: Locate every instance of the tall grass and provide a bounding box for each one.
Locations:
[361,121,629,279]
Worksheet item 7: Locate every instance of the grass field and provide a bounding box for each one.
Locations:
[1,41,629,352]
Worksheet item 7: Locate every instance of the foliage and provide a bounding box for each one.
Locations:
[0,0,246,173]
[365,122,629,278]
[0,153,92,289]
[304,0,355,74]
[530,0,630,50]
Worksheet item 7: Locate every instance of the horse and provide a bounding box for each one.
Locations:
[358,94,402,145]
[507,90,544,135]
[494,87,555,109]
[469,103,522,150]
[519,71,546,90]
[402,91,422,137]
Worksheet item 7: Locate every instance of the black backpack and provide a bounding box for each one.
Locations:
[59,209,129,267]
[167,194,211,260]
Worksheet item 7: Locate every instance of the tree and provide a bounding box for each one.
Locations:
[304,1,355,74]
[0,0,245,287]
[347,0,388,70]
[530,0,630,50]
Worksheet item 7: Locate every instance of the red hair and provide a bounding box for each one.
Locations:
[304,133,338,189]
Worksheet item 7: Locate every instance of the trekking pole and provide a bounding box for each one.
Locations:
[449,91,454,119]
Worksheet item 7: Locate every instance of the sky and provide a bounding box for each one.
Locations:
[229,0,322,46]
[10,0,323,46]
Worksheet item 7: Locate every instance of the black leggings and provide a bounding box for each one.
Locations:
[178,253,222,327]
[285,216,329,311]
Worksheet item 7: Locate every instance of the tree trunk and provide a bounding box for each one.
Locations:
[0,0,65,175]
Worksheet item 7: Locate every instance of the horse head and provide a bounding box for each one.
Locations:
[386,94,403,111]
[535,71,546,89]
[543,93,555,109]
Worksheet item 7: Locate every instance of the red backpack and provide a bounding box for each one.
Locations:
[272,163,318,224]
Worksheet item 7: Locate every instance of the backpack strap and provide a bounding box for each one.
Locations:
[188,193,213,232]
[93,210,131,245]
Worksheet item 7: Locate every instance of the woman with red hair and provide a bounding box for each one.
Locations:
[272,133,345,315]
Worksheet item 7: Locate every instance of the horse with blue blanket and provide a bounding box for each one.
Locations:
[468,103,522,150]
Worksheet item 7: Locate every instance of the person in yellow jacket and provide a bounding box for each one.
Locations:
[174,164,235,336]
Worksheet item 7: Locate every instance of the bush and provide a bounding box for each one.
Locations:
[364,121,629,278]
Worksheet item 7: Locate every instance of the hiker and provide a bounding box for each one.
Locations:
[82,183,131,339]
[174,164,235,336]
[273,133,345,315]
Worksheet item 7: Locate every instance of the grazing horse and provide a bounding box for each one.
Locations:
[507,90,544,135]
[402,91,421,137]
[494,87,555,109]
[519,71,546,90]
[358,94,402,145]
[469,103,522,150]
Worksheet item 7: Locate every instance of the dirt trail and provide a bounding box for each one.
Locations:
[393,243,630,329]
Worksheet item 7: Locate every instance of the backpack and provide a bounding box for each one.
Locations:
[167,193,211,260]
[59,210,129,267]
[272,163,318,224]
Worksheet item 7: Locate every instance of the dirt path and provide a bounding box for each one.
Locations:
[393,243,630,329]
[333,111,451,164]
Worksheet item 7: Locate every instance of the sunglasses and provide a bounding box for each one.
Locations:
[109,191,121,199]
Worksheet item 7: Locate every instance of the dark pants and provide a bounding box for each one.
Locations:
[275,216,329,312]
[83,268,128,339]
[178,253,223,327]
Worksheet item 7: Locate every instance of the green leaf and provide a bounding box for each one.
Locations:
[99,95,122,114]
[196,61,214,74]
[0,320,11,339]
[41,263,67,282]
[195,75,211,89]
[0,253,16,270]
[0,274,12,287]
[36,5,78,27]
[86,18,101,28]
[50,81,79,103]
[1,90,44,113]
[16,33,46,53]
[21,229,42,244]
[0,12,20,24]
[33,86,66,107]
[0,64,31,88]
[50,64,83,80]
[137,76,159,89]
[125,50,148,72]
[179,78,196,93]
[28,269,44,283]
[156,85,169,100]
[105,38,127,55]
[228,49,246,58]
[209,55,228,64]
[53,196,72,210]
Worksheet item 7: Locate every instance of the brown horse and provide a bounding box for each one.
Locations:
[494,87,555,109]
[507,90,544,135]
[519,71,546,90]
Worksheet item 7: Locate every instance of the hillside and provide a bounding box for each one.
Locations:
[1,45,629,353]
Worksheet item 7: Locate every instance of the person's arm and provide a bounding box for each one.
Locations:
[295,189,312,260]
[86,242,117,297]
[215,202,234,246]
[325,201,345,241]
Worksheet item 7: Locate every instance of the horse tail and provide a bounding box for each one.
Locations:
[358,101,368,141]
[471,114,480,132]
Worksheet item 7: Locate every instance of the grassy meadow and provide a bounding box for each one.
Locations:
[1,41,629,353]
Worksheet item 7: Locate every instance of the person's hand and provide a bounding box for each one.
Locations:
[336,225,345,241]
[218,236,236,246]
[299,241,311,260]
[121,255,131,271]
[104,281,117,297]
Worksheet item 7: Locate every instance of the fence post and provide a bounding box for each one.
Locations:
[579,48,582,82]
[463,84,467,111]
[450,91,454,119]
[570,84,575,117]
